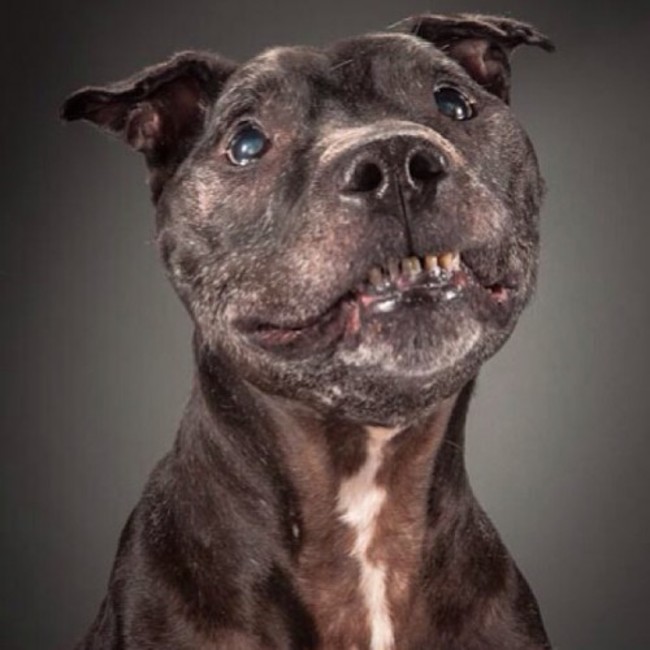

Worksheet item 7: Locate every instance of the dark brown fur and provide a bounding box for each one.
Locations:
[62,13,554,649]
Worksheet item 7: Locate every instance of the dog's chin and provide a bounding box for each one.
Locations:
[231,311,501,426]
[227,264,522,425]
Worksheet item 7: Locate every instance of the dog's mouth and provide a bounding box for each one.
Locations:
[241,250,517,355]
[356,251,512,311]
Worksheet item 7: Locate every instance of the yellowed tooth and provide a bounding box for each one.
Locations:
[402,256,421,276]
[388,258,400,280]
[368,267,383,287]
[439,252,454,270]
[451,252,461,270]
[424,254,438,271]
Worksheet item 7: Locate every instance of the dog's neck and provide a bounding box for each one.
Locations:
[185,340,477,646]
[190,343,474,523]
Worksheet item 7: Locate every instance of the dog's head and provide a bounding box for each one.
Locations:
[62,14,553,425]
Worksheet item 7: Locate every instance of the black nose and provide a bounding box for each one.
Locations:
[340,137,447,197]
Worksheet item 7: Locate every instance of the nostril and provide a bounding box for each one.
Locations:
[408,151,446,185]
[345,160,384,193]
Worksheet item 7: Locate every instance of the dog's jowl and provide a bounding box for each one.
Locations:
[62,13,554,650]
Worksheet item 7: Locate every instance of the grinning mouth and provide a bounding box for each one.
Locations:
[360,251,466,314]
[359,251,512,312]
[243,250,516,353]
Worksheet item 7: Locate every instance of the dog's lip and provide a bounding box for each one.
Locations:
[238,291,357,354]
[239,290,353,340]
[237,252,519,351]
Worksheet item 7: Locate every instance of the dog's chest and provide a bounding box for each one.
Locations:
[292,428,432,650]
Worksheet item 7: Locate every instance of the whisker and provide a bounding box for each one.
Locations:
[330,58,354,71]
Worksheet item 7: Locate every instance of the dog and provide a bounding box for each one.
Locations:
[62,13,554,650]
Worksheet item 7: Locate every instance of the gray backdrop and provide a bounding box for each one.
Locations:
[3,0,650,648]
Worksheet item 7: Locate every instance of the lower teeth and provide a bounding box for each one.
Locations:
[366,282,462,315]
[368,266,449,296]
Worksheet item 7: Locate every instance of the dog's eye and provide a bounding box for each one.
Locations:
[434,86,474,121]
[226,123,269,166]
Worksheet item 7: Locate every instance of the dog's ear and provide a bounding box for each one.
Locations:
[61,51,236,199]
[396,14,554,103]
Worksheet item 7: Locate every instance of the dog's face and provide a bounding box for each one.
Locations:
[62,15,553,425]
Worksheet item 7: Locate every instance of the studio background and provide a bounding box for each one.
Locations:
[3,1,649,648]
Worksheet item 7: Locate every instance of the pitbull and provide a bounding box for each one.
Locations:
[62,13,554,650]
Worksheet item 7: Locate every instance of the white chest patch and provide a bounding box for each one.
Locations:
[337,427,398,650]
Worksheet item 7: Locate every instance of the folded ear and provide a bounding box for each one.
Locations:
[395,14,554,103]
[61,51,237,199]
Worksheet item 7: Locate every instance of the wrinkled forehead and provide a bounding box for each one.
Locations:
[213,33,466,120]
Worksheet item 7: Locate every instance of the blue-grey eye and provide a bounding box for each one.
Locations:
[434,86,474,121]
[226,123,269,166]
